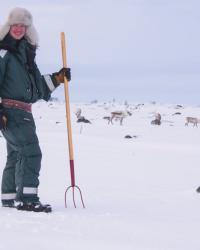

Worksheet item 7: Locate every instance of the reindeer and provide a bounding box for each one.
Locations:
[185,117,200,127]
[75,108,91,124]
[151,112,161,125]
[109,110,132,125]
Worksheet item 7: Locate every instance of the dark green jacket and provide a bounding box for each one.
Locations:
[0,35,58,103]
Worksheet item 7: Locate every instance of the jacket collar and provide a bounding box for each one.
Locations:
[0,34,21,52]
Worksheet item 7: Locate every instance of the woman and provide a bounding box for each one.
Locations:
[0,7,71,212]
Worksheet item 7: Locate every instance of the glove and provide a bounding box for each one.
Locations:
[0,105,7,130]
[53,67,71,84]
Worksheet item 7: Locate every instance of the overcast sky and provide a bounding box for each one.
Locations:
[1,0,200,104]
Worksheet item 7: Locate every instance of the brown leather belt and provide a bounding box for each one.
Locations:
[2,99,32,113]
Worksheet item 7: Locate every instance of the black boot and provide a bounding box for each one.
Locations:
[17,201,52,213]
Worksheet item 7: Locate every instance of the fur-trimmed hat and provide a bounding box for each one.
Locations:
[0,7,39,46]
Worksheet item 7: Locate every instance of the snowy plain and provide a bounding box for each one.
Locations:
[0,100,200,250]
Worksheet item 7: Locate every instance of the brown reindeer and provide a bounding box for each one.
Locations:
[109,111,132,125]
[151,112,161,125]
[185,117,200,127]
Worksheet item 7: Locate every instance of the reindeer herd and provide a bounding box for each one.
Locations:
[74,106,200,128]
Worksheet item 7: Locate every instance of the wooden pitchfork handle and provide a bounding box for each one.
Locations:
[61,32,85,208]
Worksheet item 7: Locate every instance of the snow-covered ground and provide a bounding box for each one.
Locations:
[0,101,200,250]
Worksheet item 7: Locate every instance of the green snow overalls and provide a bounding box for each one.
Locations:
[0,35,58,205]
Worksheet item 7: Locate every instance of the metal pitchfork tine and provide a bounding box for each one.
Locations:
[64,159,85,208]
[61,32,85,208]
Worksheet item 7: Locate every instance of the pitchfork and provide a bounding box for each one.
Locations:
[61,32,85,208]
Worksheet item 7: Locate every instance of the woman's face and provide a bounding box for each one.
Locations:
[9,24,26,40]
